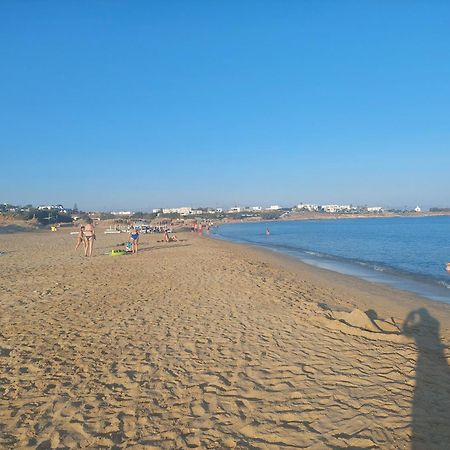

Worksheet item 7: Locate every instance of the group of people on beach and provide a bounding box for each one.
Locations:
[191,221,213,236]
[73,217,213,257]
[75,221,139,256]
[74,220,96,257]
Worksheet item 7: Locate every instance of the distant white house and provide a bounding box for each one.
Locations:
[267,205,281,211]
[38,204,66,212]
[207,208,223,214]
[111,211,133,216]
[157,206,223,215]
[415,206,421,212]
[228,207,241,213]
[321,204,352,213]
[297,203,319,212]
[321,205,337,213]
[367,206,384,213]
[162,207,192,216]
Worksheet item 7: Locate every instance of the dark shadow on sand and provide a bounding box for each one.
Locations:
[138,243,191,252]
[402,308,450,449]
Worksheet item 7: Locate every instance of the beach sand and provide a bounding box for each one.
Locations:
[1,229,450,449]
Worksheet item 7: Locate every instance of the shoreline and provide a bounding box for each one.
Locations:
[212,218,450,306]
[1,230,450,448]
[207,233,450,327]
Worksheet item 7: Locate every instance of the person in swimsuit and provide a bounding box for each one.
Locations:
[83,220,96,257]
[130,227,139,254]
[163,230,177,242]
[75,225,86,251]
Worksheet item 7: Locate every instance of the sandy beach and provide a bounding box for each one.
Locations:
[1,229,450,449]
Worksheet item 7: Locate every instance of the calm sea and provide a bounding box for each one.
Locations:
[212,216,450,304]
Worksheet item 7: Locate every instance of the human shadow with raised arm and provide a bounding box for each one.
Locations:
[403,308,450,449]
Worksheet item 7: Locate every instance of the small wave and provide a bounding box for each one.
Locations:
[329,257,389,274]
[305,251,323,257]
[437,280,450,289]
[352,260,386,272]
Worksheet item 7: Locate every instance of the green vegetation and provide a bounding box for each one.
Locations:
[430,207,450,212]
[260,211,285,220]
[1,203,73,225]
[131,212,158,220]
[39,210,73,224]
[99,212,115,220]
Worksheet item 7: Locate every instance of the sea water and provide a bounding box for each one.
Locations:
[212,216,450,304]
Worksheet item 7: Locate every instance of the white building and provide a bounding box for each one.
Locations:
[111,211,133,216]
[321,204,352,213]
[267,205,281,210]
[296,203,319,212]
[162,207,192,216]
[367,206,384,213]
[415,206,421,212]
[228,207,241,213]
[251,206,262,211]
[38,204,66,212]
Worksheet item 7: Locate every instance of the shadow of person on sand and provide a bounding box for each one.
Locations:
[402,308,450,449]
[138,243,191,252]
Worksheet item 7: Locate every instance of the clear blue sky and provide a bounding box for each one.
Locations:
[1,1,449,211]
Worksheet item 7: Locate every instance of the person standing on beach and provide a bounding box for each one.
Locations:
[130,227,139,254]
[83,220,96,257]
[75,225,86,251]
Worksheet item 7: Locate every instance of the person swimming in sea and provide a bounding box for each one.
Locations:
[266,227,270,236]
[446,262,450,273]
[129,227,139,254]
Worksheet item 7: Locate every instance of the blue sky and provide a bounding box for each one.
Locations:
[1,1,449,211]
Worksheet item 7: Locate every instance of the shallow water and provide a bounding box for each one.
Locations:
[213,216,450,304]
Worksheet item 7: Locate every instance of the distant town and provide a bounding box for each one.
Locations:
[2,202,450,227]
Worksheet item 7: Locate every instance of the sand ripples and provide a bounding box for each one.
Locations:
[1,232,450,448]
